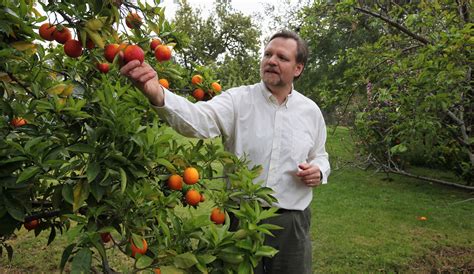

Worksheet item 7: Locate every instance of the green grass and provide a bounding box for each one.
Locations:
[1,126,473,272]
[311,126,474,273]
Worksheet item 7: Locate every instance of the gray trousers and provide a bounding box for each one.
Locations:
[254,207,313,274]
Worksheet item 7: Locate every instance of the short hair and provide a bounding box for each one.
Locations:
[268,30,309,67]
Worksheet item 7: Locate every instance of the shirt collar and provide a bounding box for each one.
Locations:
[260,81,294,108]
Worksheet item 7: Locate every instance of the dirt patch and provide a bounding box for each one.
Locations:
[408,246,474,273]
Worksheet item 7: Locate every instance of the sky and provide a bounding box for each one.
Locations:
[160,0,274,18]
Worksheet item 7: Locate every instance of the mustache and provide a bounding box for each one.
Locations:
[264,67,279,73]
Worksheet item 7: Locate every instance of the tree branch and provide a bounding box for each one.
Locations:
[386,167,474,190]
[354,7,431,45]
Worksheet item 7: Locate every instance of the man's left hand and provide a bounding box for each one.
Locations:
[296,163,322,187]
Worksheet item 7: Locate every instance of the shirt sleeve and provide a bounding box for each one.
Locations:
[152,88,235,140]
[308,110,331,184]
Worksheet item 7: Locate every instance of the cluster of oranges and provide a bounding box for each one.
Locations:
[167,167,226,225]
[167,167,204,206]
[38,12,172,76]
[190,74,222,101]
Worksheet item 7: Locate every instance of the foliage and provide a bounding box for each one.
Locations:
[297,0,473,183]
[173,0,261,89]
[0,0,279,272]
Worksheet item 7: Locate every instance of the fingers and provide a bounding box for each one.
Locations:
[296,163,322,188]
[120,61,157,83]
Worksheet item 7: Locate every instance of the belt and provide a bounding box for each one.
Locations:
[262,207,295,214]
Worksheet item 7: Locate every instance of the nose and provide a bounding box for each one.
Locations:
[267,55,277,66]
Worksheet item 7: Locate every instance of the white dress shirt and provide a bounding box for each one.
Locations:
[154,81,330,210]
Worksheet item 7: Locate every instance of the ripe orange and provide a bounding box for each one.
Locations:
[24,219,39,231]
[39,23,56,41]
[10,117,27,127]
[183,167,199,185]
[210,208,225,225]
[211,82,222,93]
[191,75,203,85]
[154,268,161,274]
[64,39,83,58]
[96,63,110,74]
[123,44,144,64]
[155,45,171,62]
[100,232,112,243]
[167,174,183,190]
[53,26,72,44]
[192,88,205,101]
[159,78,170,89]
[150,39,162,51]
[185,189,201,206]
[104,43,120,63]
[130,238,148,257]
[126,12,142,29]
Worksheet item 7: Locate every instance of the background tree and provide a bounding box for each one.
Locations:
[173,0,261,88]
[296,0,473,185]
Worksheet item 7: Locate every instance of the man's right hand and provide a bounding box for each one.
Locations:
[120,59,164,107]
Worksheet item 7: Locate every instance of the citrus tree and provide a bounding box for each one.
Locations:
[0,0,279,272]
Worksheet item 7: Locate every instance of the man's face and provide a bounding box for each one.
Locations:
[260,37,304,91]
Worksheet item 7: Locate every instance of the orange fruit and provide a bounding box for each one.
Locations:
[185,189,201,206]
[183,167,199,185]
[167,174,183,190]
[10,117,27,127]
[210,208,225,225]
[150,39,162,51]
[211,82,222,93]
[64,39,83,58]
[53,26,72,44]
[122,44,144,64]
[192,88,205,101]
[126,12,142,29]
[24,219,39,231]
[130,238,148,257]
[39,23,56,41]
[96,63,110,74]
[191,75,203,85]
[155,45,171,62]
[100,232,112,243]
[104,43,120,63]
[159,78,170,89]
[154,269,161,274]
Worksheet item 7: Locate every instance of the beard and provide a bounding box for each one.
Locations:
[260,70,285,88]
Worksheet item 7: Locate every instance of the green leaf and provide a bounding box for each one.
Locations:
[196,254,216,265]
[60,244,76,272]
[119,167,127,193]
[87,162,100,182]
[71,248,92,274]
[4,195,24,221]
[173,252,199,269]
[67,143,95,154]
[156,158,176,173]
[16,166,40,184]
[136,255,153,269]
[73,180,90,212]
[255,245,278,257]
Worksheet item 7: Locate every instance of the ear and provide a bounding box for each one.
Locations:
[294,63,304,78]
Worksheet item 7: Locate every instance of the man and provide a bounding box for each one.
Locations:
[121,30,330,274]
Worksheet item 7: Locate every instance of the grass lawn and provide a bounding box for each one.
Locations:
[1,126,472,272]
